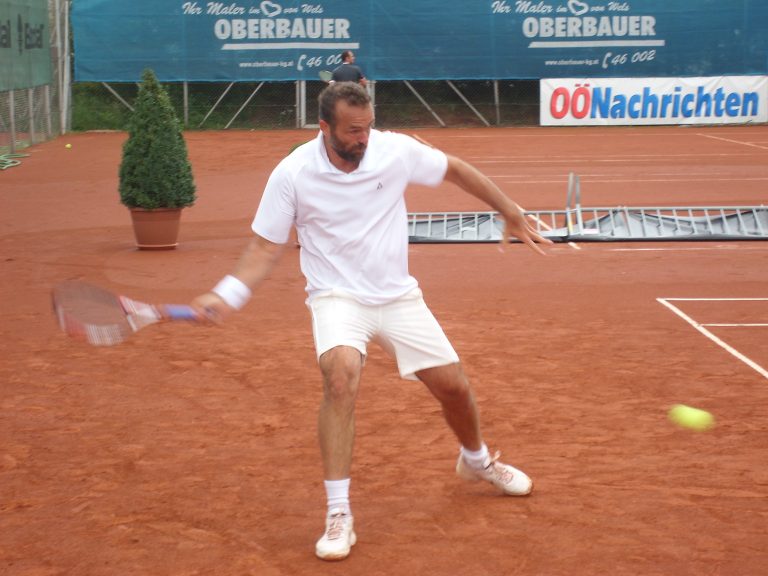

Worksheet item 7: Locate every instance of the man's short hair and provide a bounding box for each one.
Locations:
[319,82,371,127]
[341,50,353,62]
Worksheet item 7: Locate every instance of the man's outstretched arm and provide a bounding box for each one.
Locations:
[443,154,553,254]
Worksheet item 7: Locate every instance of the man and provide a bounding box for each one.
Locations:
[330,50,367,86]
[193,82,551,561]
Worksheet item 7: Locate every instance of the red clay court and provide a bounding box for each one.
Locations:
[2,125,767,575]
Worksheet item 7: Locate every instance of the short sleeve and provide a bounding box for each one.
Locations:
[251,162,296,244]
[391,132,448,187]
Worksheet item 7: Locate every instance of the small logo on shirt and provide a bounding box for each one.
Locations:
[377,182,383,190]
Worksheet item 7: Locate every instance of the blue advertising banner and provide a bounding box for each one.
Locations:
[72,0,768,82]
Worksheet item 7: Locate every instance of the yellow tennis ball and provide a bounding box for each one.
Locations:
[65,143,72,149]
[668,404,714,431]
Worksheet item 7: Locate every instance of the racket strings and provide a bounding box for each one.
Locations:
[84,324,128,346]
[55,306,128,346]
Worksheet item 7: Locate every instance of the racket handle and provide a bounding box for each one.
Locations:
[162,305,198,321]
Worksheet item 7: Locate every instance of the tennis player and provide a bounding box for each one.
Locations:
[192,82,551,561]
[330,50,367,86]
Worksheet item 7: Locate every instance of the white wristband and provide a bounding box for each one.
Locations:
[212,275,252,310]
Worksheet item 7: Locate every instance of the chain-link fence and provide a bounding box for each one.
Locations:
[72,79,540,132]
[0,83,61,152]
[0,0,69,153]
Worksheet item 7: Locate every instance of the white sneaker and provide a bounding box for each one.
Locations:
[315,507,356,561]
[456,450,533,496]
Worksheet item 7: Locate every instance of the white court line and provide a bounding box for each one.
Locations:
[698,134,768,151]
[476,152,762,163]
[664,298,768,301]
[657,298,768,380]
[471,152,761,161]
[475,159,761,166]
[447,132,752,138]
[490,171,764,178]
[491,172,768,178]
[608,247,742,252]
[496,177,768,183]
[703,323,768,327]
[607,246,768,253]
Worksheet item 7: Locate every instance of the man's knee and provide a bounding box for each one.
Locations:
[418,363,471,399]
[319,346,362,401]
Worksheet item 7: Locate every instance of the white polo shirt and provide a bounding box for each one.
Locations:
[252,129,448,305]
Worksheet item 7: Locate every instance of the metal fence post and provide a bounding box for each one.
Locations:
[9,90,16,153]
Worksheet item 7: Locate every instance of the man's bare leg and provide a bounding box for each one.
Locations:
[315,345,361,561]
[417,362,482,451]
[318,345,362,479]
[418,362,533,496]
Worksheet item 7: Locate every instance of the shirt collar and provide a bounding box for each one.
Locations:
[314,129,377,175]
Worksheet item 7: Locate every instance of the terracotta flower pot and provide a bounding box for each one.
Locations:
[129,208,183,250]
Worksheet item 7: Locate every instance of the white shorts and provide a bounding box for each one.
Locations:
[307,288,460,381]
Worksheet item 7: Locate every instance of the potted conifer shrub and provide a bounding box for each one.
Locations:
[119,68,196,250]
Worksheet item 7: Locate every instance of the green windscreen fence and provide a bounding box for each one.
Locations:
[0,0,52,91]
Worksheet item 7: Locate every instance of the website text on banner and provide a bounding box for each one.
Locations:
[540,76,768,126]
[71,0,768,82]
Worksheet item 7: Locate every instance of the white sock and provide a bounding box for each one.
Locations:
[324,479,351,514]
[460,444,489,469]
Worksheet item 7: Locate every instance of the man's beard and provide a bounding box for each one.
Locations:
[330,131,366,165]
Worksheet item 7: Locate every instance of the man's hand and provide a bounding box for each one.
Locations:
[191,292,236,324]
[500,203,553,255]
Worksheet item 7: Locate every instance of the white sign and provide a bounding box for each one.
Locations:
[540,76,768,125]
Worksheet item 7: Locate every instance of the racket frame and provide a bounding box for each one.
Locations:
[52,281,197,346]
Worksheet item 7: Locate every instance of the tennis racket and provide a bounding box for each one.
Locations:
[318,70,333,82]
[52,280,198,346]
